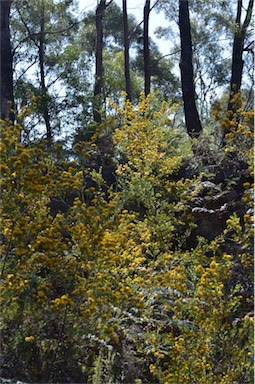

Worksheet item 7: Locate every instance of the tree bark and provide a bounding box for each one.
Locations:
[123,0,132,101]
[39,0,52,142]
[93,0,107,123]
[143,0,150,97]
[227,0,254,119]
[1,0,14,123]
[179,0,202,138]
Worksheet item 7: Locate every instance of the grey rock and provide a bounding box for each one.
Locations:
[0,378,27,384]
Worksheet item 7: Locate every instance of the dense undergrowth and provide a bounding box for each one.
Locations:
[0,95,254,383]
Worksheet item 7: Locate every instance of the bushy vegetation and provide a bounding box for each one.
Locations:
[0,94,253,383]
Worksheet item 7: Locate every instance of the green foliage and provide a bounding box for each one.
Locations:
[0,95,253,383]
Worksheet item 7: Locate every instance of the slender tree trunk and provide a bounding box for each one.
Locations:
[123,0,132,101]
[93,0,107,123]
[39,0,52,143]
[179,0,202,138]
[1,0,14,123]
[143,0,150,96]
[226,0,254,122]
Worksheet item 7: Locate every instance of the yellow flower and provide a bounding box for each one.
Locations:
[149,364,156,373]
[25,336,35,342]
[37,291,46,298]
[209,260,218,269]
[223,254,232,261]
[7,274,14,279]
[3,228,11,237]
[243,214,250,222]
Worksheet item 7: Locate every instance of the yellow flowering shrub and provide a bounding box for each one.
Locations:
[0,94,253,383]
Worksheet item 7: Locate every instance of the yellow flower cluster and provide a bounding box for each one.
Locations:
[50,295,74,311]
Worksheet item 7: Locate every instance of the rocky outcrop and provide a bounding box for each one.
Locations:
[184,153,252,240]
[0,379,27,384]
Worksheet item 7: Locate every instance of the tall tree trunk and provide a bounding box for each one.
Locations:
[1,0,14,123]
[143,0,150,96]
[39,0,52,143]
[226,0,254,127]
[123,0,132,101]
[179,0,202,138]
[93,0,107,123]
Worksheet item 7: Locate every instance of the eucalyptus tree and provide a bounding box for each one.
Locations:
[144,0,151,96]
[155,1,223,112]
[1,0,14,122]
[93,0,114,123]
[123,0,132,100]
[227,0,254,126]
[133,41,180,101]
[179,0,202,137]
[155,0,254,128]
[81,1,178,106]
[10,0,79,143]
[188,0,254,126]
